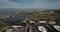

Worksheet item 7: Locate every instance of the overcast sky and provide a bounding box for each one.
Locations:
[0,0,60,9]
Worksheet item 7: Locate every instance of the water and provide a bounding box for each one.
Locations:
[0,14,11,18]
[0,12,16,18]
[4,14,32,23]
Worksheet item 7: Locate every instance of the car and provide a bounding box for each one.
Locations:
[11,25,22,29]
[37,26,47,32]
[53,25,60,32]
[29,21,35,23]
[39,21,46,23]
[48,21,56,25]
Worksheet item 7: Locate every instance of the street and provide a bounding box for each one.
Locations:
[1,21,60,32]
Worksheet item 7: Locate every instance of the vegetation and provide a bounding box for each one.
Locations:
[0,22,8,30]
[0,11,60,30]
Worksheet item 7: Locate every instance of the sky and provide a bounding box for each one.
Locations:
[0,0,60,9]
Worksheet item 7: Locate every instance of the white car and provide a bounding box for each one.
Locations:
[53,25,60,31]
[39,21,46,23]
[29,21,35,23]
[38,26,47,32]
[11,25,22,29]
[48,21,56,24]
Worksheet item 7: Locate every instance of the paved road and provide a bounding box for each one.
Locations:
[0,26,9,32]
[5,29,14,32]
[29,25,38,32]
[2,24,60,32]
[4,26,25,32]
[3,25,39,32]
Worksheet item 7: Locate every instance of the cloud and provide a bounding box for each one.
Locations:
[0,0,60,9]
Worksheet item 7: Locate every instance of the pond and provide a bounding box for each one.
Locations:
[4,14,32,23]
